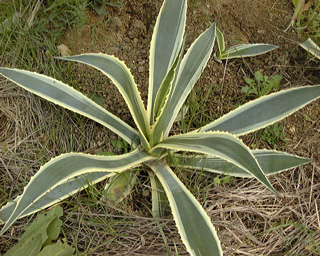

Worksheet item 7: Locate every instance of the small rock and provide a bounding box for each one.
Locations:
[132,19,146,32]
[113,17,123,29]
[57,44,71,57]
[138,66,145,73]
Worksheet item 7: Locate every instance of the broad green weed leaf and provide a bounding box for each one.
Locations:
[44,214,63,246]
[4,206,64,256]
[20,206,63,245]
[4,233,42,256]
[39,239,75,256]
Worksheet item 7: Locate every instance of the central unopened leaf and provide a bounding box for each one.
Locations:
[148,0,187,123]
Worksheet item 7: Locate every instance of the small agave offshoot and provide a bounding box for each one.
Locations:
[1,0,320,255]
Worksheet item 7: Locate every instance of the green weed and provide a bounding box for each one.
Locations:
[213,175,232,185]
[3,206,74,255]
[0,0,88,69]
[241,71,286,149]
[180,82,217,133]
[90,0,124,16]
[259,123,286,149]
[293,0,320,43]
[242,71,282,98]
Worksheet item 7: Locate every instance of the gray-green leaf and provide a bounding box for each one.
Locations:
[218,44,278,60]
[177,149,311,177]
[153,132,278,195]
[148,160,222,256]
[200,85,320,136]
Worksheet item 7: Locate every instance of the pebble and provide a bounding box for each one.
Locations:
[132,19,146,32]
[138,66,145,73]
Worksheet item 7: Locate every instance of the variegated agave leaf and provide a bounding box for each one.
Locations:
[218,43,278,60]
[299,38,320,60]
[56,54,151,150]
[148,0,187,124]
[152,38,184,127]
[214,27,225,61]
[200,85,320,136]
[148,160,223,255]
[0,68,140,146]
[213,27,278,61]
[0,172,114,224]
[0,150,154,235]
[175,150,311,177]
[147,170,169,218]
[152,132,278,196]
[154,22,217,142]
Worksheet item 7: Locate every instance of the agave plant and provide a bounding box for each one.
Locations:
[1,0,320,255]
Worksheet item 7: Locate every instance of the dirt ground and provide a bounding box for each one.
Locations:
[1,0,320,255]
